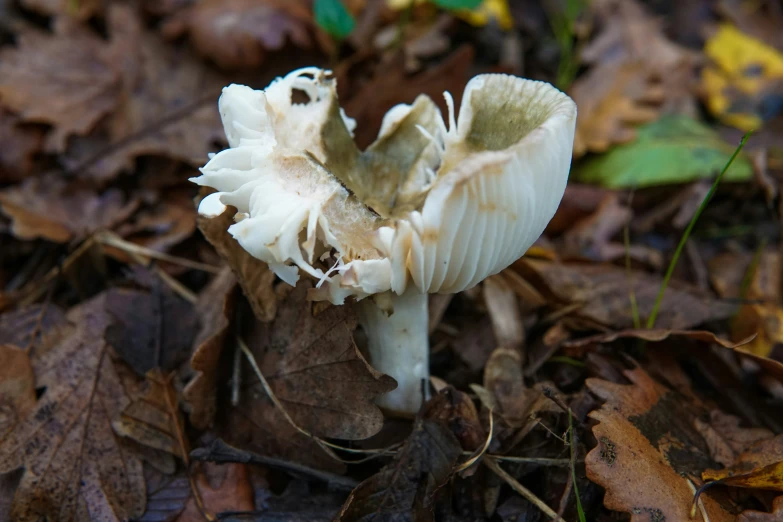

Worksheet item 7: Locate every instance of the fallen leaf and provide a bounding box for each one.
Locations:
[483,348,536,427]
[0,295,146,522]
[104,267,198,375]
[0,19,121,152]
[738,496,783,522]
[0,174,139,242]
[514,258,736,330]
[575,115,754,188]
[138,466,191,522]
[571,63,663,157]
[63,5,225,181]
[20,0,102,19]
[0,345,35,439]
[115,195,198,255]
[694,410,773,468]
[164,0,314,70]
[558,191,632,261]
[717,0,783,53]
[0,303,70,356]
[176,463,255,521]
[335,415,461,521]
[113,369,187,461]
[183,268,237,430]
[565,328,752,349]
[702,24,783,131]
[483,275,524,351]
[703,434,783,493]
[422,386,485,451]
[244,280,395,440]
[198,205,278,323]
[586,367,735,521]
[0,110,44,183]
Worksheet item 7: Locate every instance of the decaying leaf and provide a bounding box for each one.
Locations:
[104,267,197,375]
[0,345,35,439]
[422,386,485,451]
[738,496,783,522]
[0,175,139,242]
[565,328,752,349]
[63,5,225,181]
[0,19,121,153]
[335,415,461,521]
[586,367,735,521]
[113,369,187,461]
[164,0,314,70]
[244,280,396,441]
[0,295,146,522]
[514,258,735,330]
[20,0,102,20]
[483,348,539,427]
[0,303,70,358]
[702,24,783,132]
[198,206,277,323]
[183,268,237,430]
[483,276,524,351]
[703,434,783,493]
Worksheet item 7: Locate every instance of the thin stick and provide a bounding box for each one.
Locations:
[484,457,564,521]
[646,132,752,329]
[455,410,494,473]
[97,231,221,273]
[485,456,571,466]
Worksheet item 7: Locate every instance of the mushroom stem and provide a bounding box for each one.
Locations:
[357,288,430,415]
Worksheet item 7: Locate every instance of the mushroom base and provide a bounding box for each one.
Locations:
[357,288,430,415]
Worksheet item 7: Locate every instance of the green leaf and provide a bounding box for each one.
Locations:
[313,0,355,40]
[432,0,484,11]
[574,115,754,189]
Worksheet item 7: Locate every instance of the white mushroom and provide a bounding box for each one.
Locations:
[192,67,577,415]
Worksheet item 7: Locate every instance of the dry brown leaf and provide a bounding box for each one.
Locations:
[0,174,139,242]
[244,280,396,440]
[0,295,146,522]
[115,194,198,255]
[0,345,35,440]
[0,303,70,357]
[0,19,121,152]
[104,267,198,375]
[738,496,783,522]
[20,0,102,19]
[694,410,773,468]
[558,191,634,262]
[0,109,44,183]
[422,386,484,451]
[703,434,783,493]
[176,463,255,521]
[198,205,278,323]
[164,0,314,70]
[565,328,752,348]
[483,348,538,427]
[586,367,735,521]
[335,415,461,521]
[514,259,735,330]
[571,64,663,156]
[63,5,225,182]
[113,369,187,461]
[183,267,237,430]
[483,275,524,351]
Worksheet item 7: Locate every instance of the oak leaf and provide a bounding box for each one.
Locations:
[0,295,146,522]
[0,19,121,152]
[586,368,735,521]
[703,434,783,493]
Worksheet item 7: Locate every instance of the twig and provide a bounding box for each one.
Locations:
[542,387,587,429]
[484,457,564,521]
[484,455,571,466]
[97,231,221,273]
[455,410,494,473]
[190,439,359,491]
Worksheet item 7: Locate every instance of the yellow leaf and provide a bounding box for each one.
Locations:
[732,304,783,359]
[454,0,513,31]
[701,24,783,131]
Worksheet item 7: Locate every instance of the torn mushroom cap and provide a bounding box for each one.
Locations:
[192,68,576,304]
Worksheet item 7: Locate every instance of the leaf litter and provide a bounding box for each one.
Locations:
[1,0,783,521]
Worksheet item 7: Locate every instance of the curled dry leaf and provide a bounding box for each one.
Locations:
[422,386,485,451]
[175,463,255,522]
[0,175,139,243]
[483,348,539,428]
[163,0,313,70]
[198,205,277,323]
[63,5,225,182]
[183,267,236,430]
[335,415,461,521]
[565,328,752,349]
[0,19,121,152]
[586,367,734,521]
[514,259,735,330]
[483,275,524,351]
[702,434,783,493]
[0,295,146,522]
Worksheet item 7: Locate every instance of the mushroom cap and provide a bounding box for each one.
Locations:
[192,68,576,304]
